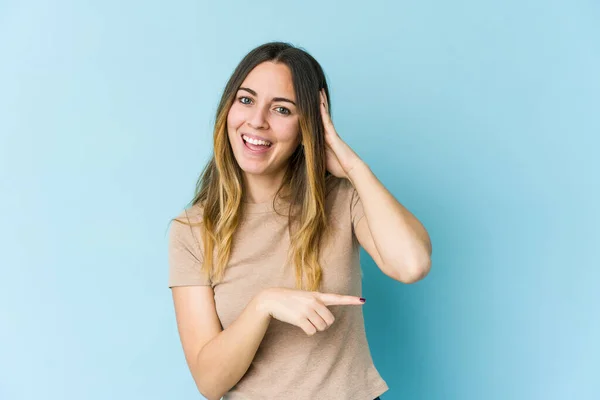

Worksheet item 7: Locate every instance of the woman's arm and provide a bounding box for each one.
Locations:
[172,286,362,399]
[348,162,432,283]
[317,89,431,283]
[172,286,271,400]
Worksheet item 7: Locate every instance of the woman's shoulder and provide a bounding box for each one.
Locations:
[326,176,354,199]
[172,202,204,226]
[324,176,356,215]
[168,203,205,254]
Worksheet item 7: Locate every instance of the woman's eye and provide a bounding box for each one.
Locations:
[238,96,290,116]
[239,96,252,104]
[275,107,291,115]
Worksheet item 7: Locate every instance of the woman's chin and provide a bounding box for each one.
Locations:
[240,163,268,176]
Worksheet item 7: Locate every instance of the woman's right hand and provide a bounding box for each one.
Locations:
[255,287,365,336]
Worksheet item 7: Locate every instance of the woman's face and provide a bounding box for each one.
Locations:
[227,61,301,179]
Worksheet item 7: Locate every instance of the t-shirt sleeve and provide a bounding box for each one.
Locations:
[167,211,212,288]
[349,180,366,234]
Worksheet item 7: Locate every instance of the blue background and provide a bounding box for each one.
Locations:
[1,1,598,399]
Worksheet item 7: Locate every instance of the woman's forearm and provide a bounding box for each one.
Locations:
[192,292,271,400]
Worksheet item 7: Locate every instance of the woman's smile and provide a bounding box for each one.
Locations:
[241,133,274,155]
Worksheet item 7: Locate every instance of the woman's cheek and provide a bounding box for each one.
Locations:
[281,120,300,142]
[227,113,239,129]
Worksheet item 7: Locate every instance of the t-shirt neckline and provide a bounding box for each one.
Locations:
[242,198,277,214]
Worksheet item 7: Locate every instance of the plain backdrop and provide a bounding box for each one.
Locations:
[1,1,598,399]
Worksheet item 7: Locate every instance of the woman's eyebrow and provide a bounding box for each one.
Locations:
[239,87,296,106]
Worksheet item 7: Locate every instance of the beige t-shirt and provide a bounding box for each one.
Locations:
[168,177,389,400]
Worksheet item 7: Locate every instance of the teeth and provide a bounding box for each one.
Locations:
[243,134,271,146]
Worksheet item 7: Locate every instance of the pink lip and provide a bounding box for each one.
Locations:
[241,132,273,143]
[240,132,273,154]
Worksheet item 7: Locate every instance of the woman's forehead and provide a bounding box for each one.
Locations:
[240,62,295,99]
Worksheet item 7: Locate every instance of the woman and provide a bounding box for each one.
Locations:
[168,41,432,400]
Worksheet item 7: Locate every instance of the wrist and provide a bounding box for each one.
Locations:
[252,289,273,320]
[346,160,370,185]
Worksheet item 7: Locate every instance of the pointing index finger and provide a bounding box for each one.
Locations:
[315,292,365,306]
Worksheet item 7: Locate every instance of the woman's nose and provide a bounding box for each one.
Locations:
[248,106,268,129]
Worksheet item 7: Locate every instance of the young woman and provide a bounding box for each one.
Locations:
[168,41,432,400]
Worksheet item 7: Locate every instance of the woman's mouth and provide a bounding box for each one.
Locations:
[241,134,273,154]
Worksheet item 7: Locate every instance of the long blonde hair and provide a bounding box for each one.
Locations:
[172,41,337,291]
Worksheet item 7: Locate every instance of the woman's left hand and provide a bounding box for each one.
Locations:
[319,89,363,179]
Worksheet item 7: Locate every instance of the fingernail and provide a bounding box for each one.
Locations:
[359,298,366,303]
